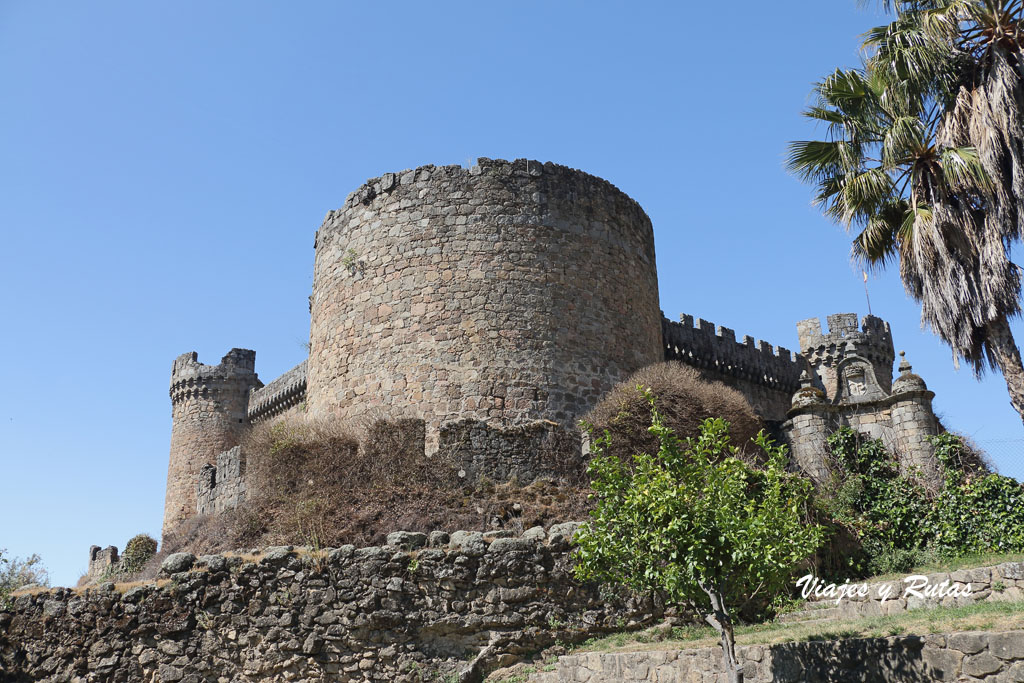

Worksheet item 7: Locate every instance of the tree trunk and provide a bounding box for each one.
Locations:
[701,582,743,683]
[986,315,1024,424]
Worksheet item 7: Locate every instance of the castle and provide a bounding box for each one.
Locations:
[161,158,946,537]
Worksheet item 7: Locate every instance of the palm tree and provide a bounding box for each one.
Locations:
[863,1,1024,419]
[787,56,1024,422]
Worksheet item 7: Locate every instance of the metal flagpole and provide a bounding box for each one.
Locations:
[863,271,872,315]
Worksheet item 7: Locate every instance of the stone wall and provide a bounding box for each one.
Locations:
[530,631,1024,682]
[438,418,584,484]
[86,546,118,582]
[783,348,943,488]
[0,524,666,683]
[164,350,261,535]
[248,360,307,424]
[195,446,247,516]
[661,314,802,423]
[784,561,1024,622]
[306,158,664,444]
[797,313,895,400]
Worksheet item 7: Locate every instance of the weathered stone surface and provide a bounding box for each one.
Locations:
[533,631,1024,682]
[159,552,196,575]
[306,158,665,438]
[386,531,427,550]
[992,632,1024,661]
[164,349,259,534]
[428,531,450,547]
[964,652,1005,677]
[2,524,663,682]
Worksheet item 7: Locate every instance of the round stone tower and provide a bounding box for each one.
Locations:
[163,349,260,534]
[307,158,663,438]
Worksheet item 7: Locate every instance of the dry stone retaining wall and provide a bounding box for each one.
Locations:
[783,561,1024,623]
[530,631,1024,682]
[0,523,666,683]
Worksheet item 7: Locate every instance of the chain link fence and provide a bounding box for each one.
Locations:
[973,439,1024,481]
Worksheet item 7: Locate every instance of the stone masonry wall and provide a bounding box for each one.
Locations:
[86,546,119,582]
[531,631,1024,682]
[797,313,895,401]
[306,158,664,444]
[788,561,1024,622]
[195,446,247,516]
[662,314,802,423]
[164,350,261,535]
[248,360,307,424]
[438,418,584,484]
[0,524,666,683]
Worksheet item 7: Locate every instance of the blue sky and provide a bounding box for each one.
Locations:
[1,1,1021,587]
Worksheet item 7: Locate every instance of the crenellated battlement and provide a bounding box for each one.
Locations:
[662,313,804,396]
[170,349,261,406]
[797,313,893,354]
[248,360,307,423]
[334,157,647,219]
[797,313,895,400]
[158,156,951,538]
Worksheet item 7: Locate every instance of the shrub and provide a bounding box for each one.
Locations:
[816,428,1024,577]
[584,362,764,465]
[0,549,49,608]
[929,433,1024,555]
[120,534,158,574]
[818,428,932,575]
[162,413,594,555]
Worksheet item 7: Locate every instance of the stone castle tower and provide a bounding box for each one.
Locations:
[159,158,949,535]
[164,349,260,534]
[306,159,664,440]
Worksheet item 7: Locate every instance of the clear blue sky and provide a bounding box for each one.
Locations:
[1,1,1021,587]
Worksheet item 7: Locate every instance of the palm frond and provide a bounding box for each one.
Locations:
[941,145,992,190]
[786,140,860,181]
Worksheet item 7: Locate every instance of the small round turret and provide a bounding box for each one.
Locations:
[163,349,260,535]
[891,350,928,394]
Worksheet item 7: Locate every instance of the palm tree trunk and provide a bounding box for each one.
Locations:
[986,315,1024,424]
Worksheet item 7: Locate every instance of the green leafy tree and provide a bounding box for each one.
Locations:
[789,1,1024,422]
[573,396,824,683]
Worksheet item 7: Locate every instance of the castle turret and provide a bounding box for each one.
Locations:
[785,314,943,489]
[163,349,260,535]
[306,159,663,447]
[890,351,942,486]
[785,371,832,485]
[797,313,895,401]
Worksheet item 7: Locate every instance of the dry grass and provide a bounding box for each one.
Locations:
[584,362,765,465]
[159,413,592,559]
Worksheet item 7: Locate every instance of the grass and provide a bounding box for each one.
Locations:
[570,600,1024,655]
[865,551,1024,583]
